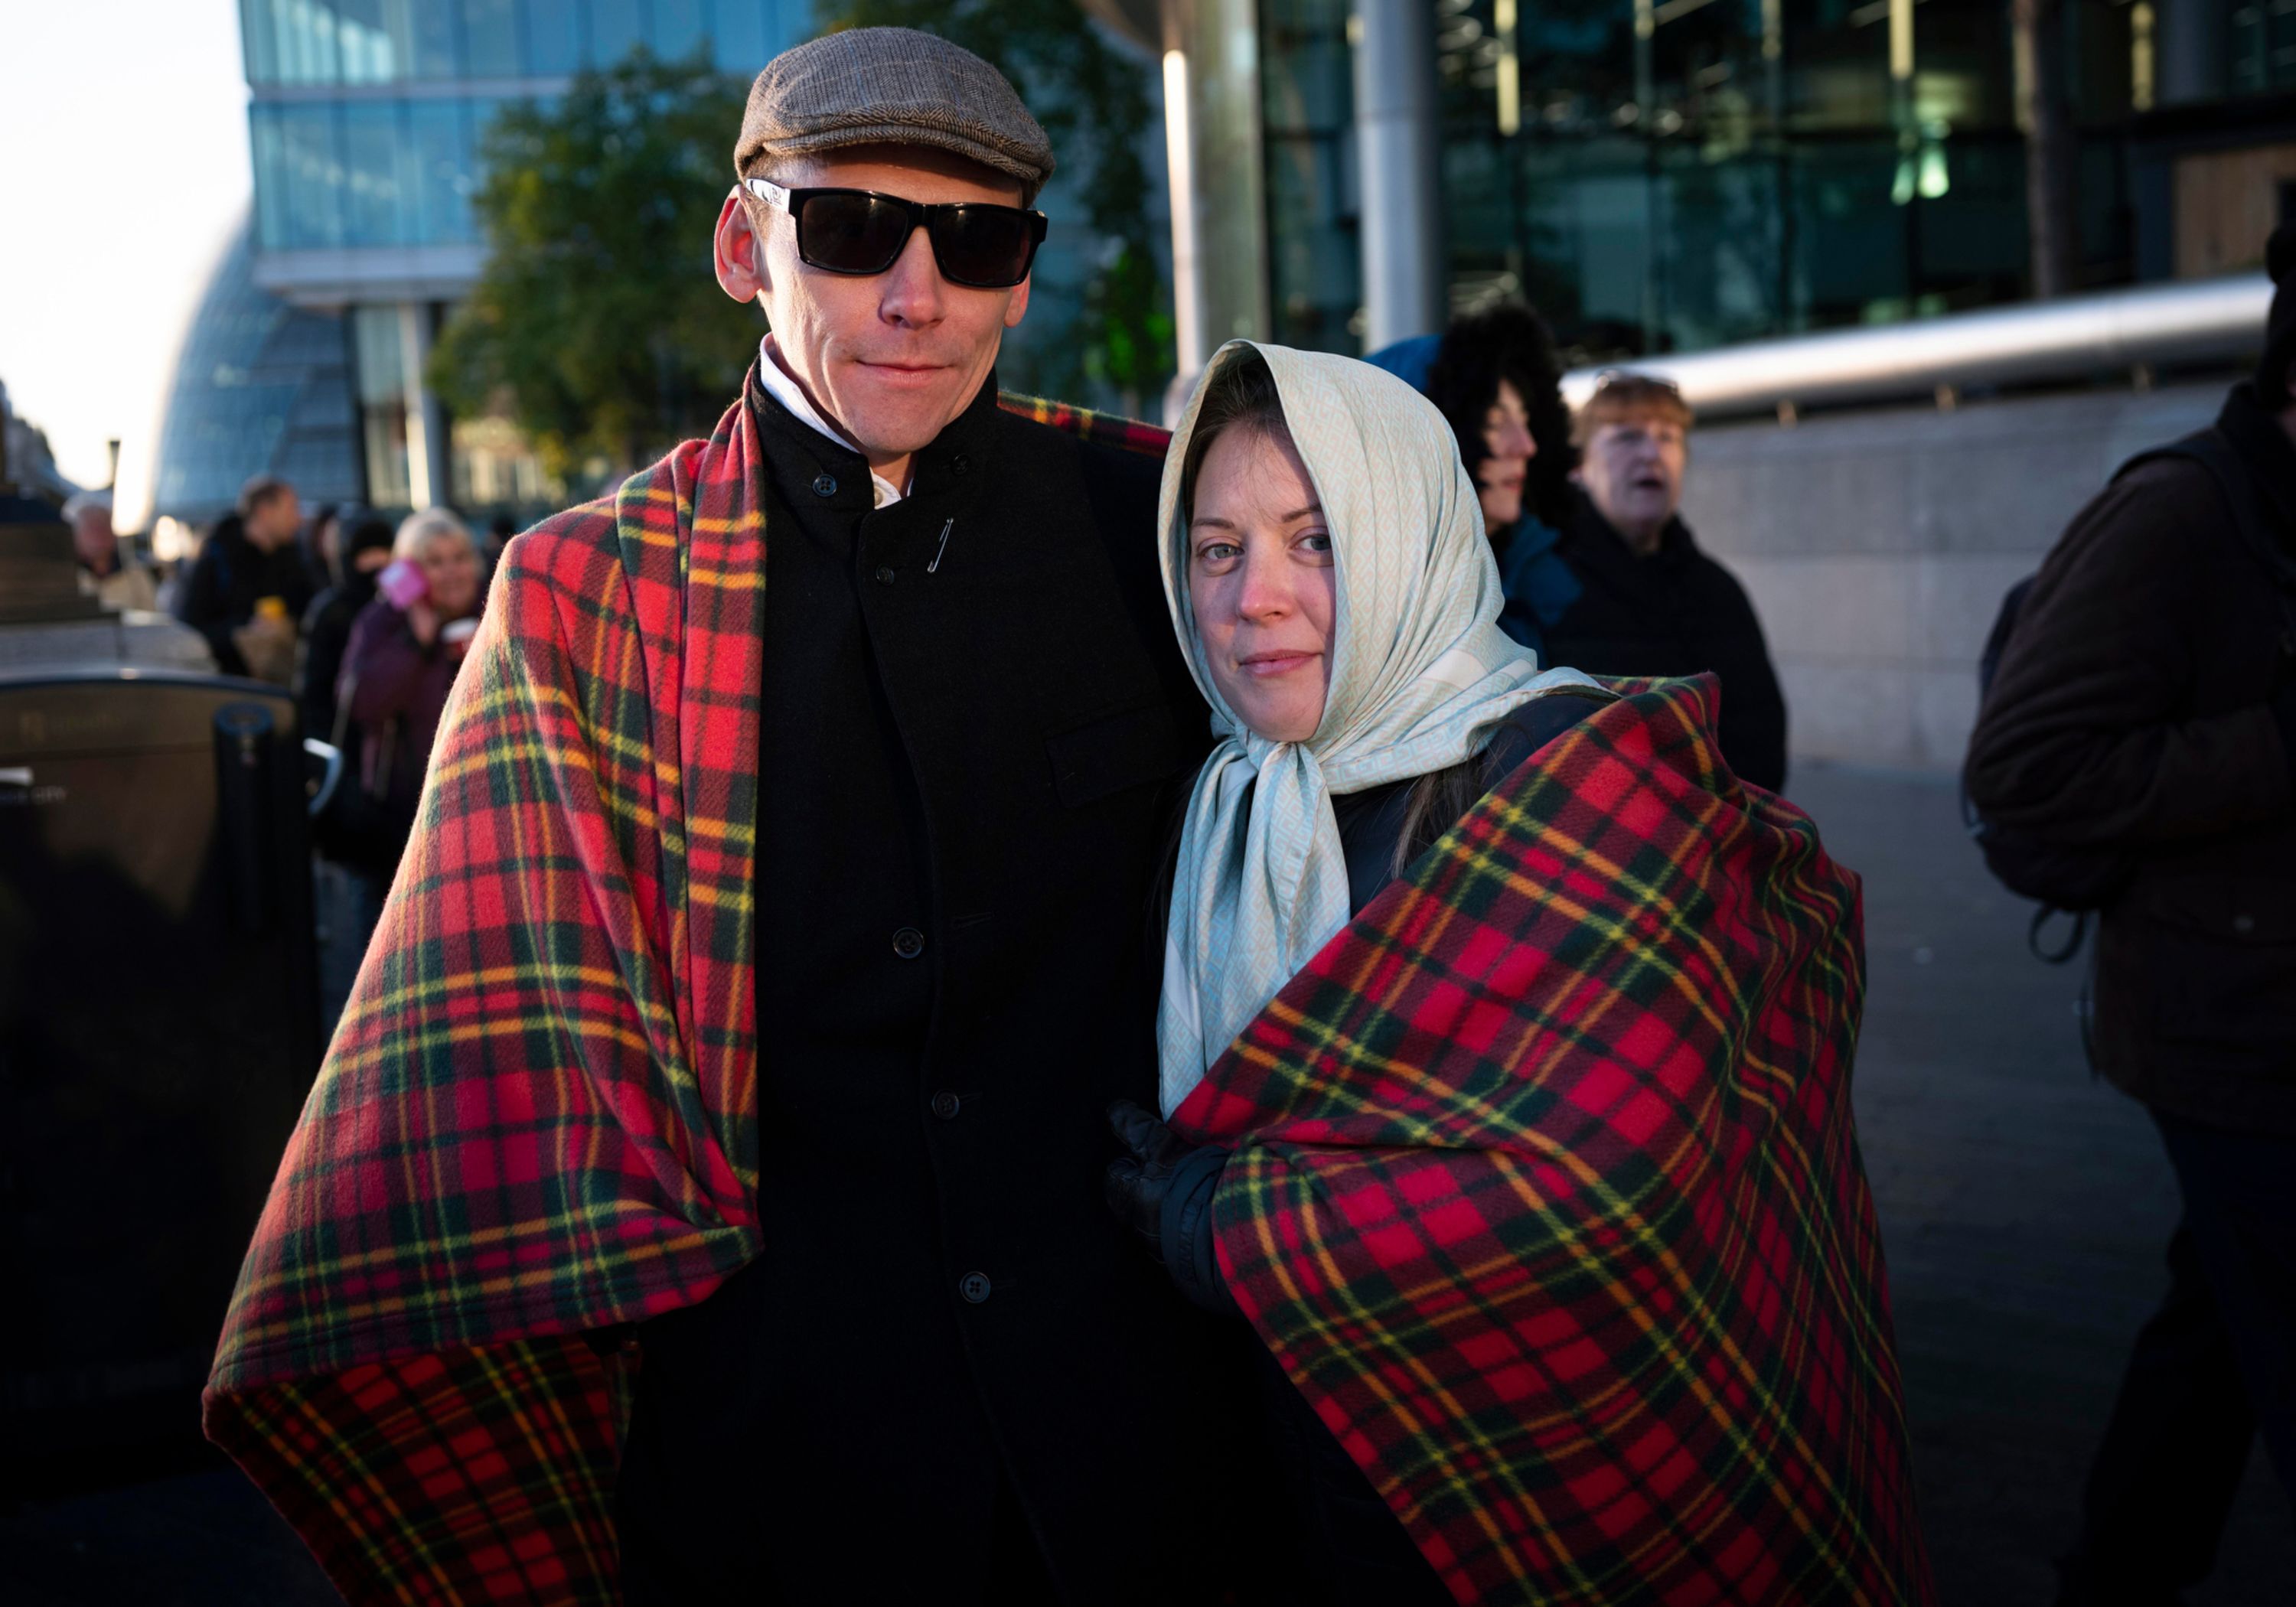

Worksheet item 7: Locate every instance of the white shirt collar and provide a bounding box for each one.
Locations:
[755,336,905,507]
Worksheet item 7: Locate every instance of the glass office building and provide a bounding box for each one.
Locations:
[149,221,365,530]
[217,0,816,518]
[1241,0,2296,360]
[194,0,1140,519]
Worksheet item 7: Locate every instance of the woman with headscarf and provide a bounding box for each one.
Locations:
[1367,302,1580,657]
[1107,342,1932,1606]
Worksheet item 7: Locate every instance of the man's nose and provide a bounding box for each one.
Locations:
[877,223,947,325]
[1496,419,1535,461]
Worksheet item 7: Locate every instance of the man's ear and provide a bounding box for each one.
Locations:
[713,190,770,305]
[1002,272,1032,331]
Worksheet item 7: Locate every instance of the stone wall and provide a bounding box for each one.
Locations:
[1678,378,2229,775]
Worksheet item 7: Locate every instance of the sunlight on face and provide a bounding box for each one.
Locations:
[1187,427,1336,744]
[752,146,1032,468]
[1578,412,1688,548]
[416,532,482,619]
[1475,377,1536,532]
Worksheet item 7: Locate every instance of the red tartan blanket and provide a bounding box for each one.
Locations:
[1172,676,1934,1605]
[203,386,1163,1604]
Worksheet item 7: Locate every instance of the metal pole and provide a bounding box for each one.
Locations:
[1163,45,1205,380]
[1352,0,1445,350]
[399,303,448,511]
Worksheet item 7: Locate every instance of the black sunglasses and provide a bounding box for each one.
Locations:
[742,178,1048,289]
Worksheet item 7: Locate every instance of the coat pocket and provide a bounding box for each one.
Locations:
[2125,875,2296,1056]
[1045,699,1194,809]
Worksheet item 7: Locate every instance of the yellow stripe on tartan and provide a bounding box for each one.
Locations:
[1228,706,1887,1597]
[465,1341,617,1593]
[224,1217,721,1358]
[1241,1160,1596,1599]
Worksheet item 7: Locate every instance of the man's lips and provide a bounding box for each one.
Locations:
[856,359,952,385]
[1236,650,1319,678]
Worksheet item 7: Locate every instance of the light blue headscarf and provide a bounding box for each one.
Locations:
[1156,340,1597,1115]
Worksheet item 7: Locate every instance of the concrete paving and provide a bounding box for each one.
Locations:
[1796,761,2293,1605]
[6,764,2289,1602]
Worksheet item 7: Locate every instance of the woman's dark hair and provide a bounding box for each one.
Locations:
[1179,347,1291,523]
[1423,302,1574,533]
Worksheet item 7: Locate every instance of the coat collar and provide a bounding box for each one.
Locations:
[1561,488,1698,595]
[744,360,1002,515]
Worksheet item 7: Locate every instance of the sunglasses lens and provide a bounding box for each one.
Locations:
[929,206,1039,288]
[797,191,912,274]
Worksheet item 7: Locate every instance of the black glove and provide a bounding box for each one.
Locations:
[1104,1099,1236,1314]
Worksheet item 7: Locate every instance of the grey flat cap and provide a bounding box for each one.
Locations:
[735,28,1054,204]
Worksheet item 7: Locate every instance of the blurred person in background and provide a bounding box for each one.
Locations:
[1365,302,1581,658]
[300,502,341,598]
[64,489,159,613]
[298,512,395,746]
[1965,221,2296,1607]
[338,509,485,880]
[172,474,312,683]
[1541,374,1788,794]
[485,510,517,567]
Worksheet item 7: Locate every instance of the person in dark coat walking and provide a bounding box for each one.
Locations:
[297,513,394,750]
[172,474,312,682]
[1539,373,1789,793]
[1965,221,2296,1607]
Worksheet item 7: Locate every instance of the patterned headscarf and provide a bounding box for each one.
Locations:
[1156,340,1595,1114]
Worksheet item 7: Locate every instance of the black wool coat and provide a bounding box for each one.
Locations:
[612,372,1277,1604]
[1965,384,2296,1135]
[1540,491,1789,794]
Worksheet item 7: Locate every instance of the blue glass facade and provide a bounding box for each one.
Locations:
[233,0,815,516]
[240,0,800,86]
[151,223,364,527]
[243,0,810,252]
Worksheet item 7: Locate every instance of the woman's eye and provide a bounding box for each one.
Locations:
[1297,531,1333,557]
[1196,542,1241,566]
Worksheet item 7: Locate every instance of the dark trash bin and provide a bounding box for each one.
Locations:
[0,669,323,1494]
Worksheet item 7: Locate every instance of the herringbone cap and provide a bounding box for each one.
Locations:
[735,28,1054,204]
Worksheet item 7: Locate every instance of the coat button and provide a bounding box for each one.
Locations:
[892,926,925,960]
[951,453,970,477]
[958,1271,992,1304]
[873,565,896,585]
[811,473,837,498]
[931,1090,960,1120]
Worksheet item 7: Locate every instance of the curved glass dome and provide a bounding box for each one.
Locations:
[149,218,362,530]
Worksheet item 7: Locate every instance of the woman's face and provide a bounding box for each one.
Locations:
[1475,378,1537,532]
[417,533,482,618]
[1187,425,1336,744]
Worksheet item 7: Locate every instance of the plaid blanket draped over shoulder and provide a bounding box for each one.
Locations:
[203,385,1160,1603]
[1171,675,1935,1606]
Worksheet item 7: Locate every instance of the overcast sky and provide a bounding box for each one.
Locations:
[0,0,251,498]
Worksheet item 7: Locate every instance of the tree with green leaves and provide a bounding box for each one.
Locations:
[828,1,1173,414]
[429,47,760,484]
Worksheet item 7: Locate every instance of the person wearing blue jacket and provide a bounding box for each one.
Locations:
[1365,302,1580,657]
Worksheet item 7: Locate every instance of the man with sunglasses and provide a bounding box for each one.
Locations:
[601,28,1261,1605]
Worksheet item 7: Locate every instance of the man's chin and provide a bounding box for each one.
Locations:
[837,377,977,455]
